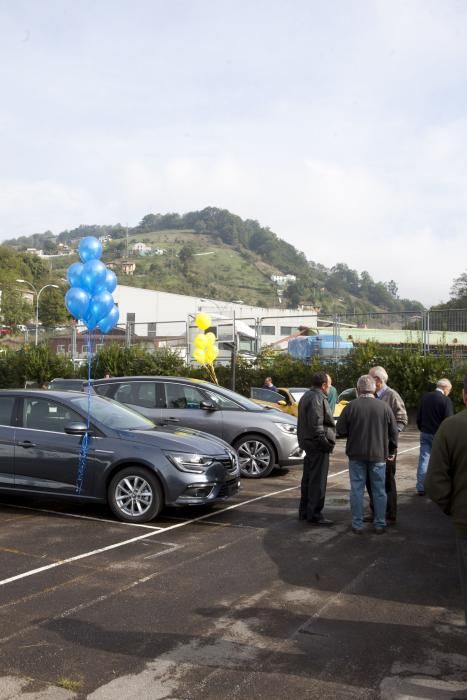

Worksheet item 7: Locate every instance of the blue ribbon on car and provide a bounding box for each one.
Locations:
[75,332,93,493]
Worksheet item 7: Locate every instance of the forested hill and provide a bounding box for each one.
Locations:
[3,207,424,314]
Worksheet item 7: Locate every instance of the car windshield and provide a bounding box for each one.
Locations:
[289,389,307,403]
[69,395,156,431]
[194,380,267,411]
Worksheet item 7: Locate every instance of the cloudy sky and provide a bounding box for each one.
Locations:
[1,0,466,306]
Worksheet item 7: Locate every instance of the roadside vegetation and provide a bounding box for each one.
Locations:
[4,341,466,413]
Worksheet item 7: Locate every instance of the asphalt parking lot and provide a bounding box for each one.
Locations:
[0,430,466,700]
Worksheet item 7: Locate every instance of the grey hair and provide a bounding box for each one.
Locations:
[357,374,376,394]
[437,378,452,389]
[369,366,388,383]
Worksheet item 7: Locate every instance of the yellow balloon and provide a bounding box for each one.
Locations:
[192,348,206,364]
[204,331,216,345]
[205,345,219,363]
[195,312,211,331]
[194,333,208,349]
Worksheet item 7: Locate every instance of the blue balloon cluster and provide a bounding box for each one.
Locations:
[65,237,119,333]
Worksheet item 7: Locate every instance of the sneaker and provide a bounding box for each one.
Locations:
[374,527,386,535]
[351,527,363,535]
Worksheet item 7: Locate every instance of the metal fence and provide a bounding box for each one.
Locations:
[8,308,467,366]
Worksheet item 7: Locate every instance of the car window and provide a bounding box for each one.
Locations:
[69,395,155,430]
[251,388,285,403]
[203,388,242,410]
[163,383,206,409]
[112,381,156,408]
[23,398,82,433]
[0,397,15,425]
[92,383,115,398]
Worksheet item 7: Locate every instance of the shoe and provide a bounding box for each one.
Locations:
[309,518,334,526]
[374,527,386,535]
[351,527,363,535]
[363,514,373,523]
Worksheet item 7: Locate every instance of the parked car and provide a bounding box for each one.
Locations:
[91,376,303,478]
[250,387,308,417]
[0,389,240,523]
[334,387,357,418]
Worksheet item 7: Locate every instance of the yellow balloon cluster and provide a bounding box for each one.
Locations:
[192,312,219,383]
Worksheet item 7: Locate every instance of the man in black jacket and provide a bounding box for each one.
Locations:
[416,378,453,495]
[337,374,398,534]
[298,371,336,525]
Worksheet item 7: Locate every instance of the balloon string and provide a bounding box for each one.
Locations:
[76,332,93,493]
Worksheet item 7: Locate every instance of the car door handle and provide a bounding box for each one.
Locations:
[165,417,180,422]
[17,440,36,448]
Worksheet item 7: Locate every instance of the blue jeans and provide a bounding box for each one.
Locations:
[416,432,434,493]
[349,461,386,529]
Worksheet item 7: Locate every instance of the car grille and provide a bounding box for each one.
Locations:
[218,452,239,476]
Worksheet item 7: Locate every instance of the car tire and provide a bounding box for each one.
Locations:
[233,434,276,478]
[107,466,163,523]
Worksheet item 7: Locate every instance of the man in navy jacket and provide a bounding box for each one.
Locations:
[416,378,453,495]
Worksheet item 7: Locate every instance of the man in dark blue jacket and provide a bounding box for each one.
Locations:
[416,378,453,495]
[298,371,336,525]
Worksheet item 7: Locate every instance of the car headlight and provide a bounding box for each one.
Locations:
[275,422,297,435]
[165,452,214,473]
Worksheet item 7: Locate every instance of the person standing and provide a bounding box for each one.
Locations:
[337,375,398,534]
[298,371,336,525]
[416,378,453,495]
[367,366,407,523]
[262,376,278,392]
[425,377,467,625]
[327,380,338,418]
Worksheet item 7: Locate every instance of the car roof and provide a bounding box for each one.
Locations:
[0,389,86,399]
[91,376,213,385]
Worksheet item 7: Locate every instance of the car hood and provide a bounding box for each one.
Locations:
[116,425,233,456]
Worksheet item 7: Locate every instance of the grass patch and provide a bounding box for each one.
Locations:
[56,678,83,691]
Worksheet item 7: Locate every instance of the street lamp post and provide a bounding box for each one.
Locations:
[16,280,59,345]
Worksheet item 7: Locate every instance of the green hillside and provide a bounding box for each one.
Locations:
[3,207,425,315]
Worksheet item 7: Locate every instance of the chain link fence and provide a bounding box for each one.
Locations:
[7,309,467,367]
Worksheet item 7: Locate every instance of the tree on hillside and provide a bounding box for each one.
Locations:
[1,288,33,327]
[39,287,68,327]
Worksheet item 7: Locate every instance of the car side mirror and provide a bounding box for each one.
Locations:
[200,401,217,411]
[64,421,91,436]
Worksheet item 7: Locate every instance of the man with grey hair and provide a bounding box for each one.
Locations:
[367,365,408,523]
[337,375,398,534]
[416,378,453,495]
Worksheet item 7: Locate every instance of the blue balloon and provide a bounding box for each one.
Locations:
[83,310,99,331]
[78,236,103,263]
[89,291,114,323]
[80,259,107,294]
[65,287,90,321]
[67,262,84,288]
[105,269,117,293]
[98,304,119,334]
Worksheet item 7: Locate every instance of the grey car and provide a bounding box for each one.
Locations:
[91,376,303,478]
[0,390,240,523]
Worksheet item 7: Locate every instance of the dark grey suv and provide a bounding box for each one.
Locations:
[91,376,303,478]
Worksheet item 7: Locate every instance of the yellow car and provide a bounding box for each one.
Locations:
[334,388,357,418]
[250,387,308,417]
[251,386,356,420]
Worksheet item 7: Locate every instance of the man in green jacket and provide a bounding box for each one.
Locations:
[426,377,467,625]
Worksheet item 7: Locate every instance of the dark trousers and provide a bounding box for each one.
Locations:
[299,450,330,522]
[366,455,397,520]
[457,535,467,625]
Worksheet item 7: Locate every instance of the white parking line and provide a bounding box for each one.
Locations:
[0,471,351,588]
[0,503,164,530]
[0,449,421,590]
